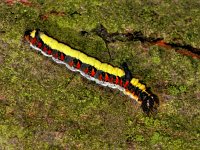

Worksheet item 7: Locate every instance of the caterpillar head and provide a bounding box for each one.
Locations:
[24,30,32,42]
[141,94,159,115]
[24,29,40,43]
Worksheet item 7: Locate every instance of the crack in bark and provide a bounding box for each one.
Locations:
[90,24,200,59]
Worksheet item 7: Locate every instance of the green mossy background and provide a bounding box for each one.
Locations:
[0,0,199,149]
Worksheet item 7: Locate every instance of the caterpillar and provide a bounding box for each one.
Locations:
[24,29,159,115]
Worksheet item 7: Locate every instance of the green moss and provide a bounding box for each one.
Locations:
[150,132,162,144]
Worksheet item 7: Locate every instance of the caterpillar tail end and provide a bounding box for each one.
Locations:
[141,94,159,116]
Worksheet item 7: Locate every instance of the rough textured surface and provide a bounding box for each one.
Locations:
[0,0,200,149]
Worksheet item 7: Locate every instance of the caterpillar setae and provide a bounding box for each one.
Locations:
[24,29,159,115]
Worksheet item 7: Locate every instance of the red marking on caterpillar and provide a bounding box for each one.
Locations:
[37,42,42,48]
[47,49,52,55]
[98,74,103,80]
[76,61,81,69]
[69,61,73,67]
[91,69,96,77]
[115,77,119,84]
[124,81,129,88]
[84,68,89,74]
[31,38,37,45]
[60,53,65,61]
[109,76,113,83]
[105,73,109,82]
[43,46,48,52]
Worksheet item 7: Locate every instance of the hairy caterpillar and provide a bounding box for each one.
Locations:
[24,29,159,115]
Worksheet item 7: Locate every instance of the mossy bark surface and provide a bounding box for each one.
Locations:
[0,1,199,149]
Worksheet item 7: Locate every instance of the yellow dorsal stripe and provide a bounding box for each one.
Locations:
[30,30,148,93]
[130,78,146,91]
[39,32,125,77]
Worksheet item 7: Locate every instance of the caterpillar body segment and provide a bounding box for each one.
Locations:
[24,29,159,114]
